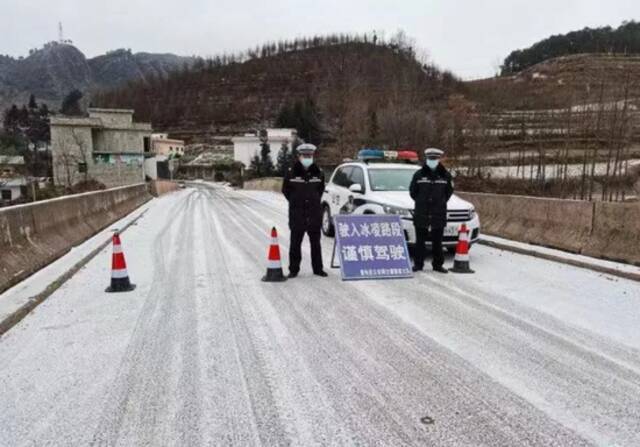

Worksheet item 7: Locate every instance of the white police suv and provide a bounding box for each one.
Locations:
[321,150,480,249]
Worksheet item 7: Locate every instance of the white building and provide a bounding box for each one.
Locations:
[232,128,297,167]
[0,178,26,203]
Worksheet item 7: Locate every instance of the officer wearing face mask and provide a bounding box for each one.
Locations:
[409,148,453,273]
[282,143,328,278]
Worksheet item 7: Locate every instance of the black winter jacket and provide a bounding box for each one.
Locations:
[282,161,325,232]
[409,164,453,229]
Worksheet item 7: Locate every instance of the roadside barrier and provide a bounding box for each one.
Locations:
[451,224,475,274]
[0,184,150,294]
[262,227,287,282]
[105,231,136,292]
[457,191,640,266]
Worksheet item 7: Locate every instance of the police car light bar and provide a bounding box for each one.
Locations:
[357,149,418,163]
[358,149,385,160]
[397,150,419,161]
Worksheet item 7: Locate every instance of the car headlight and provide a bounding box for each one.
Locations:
[383,204,411,216]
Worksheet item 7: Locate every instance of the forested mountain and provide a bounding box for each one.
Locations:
[502,21,640,74]
[93,33,462,160]
[0,42,193,112]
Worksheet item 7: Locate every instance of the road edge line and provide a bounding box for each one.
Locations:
[0,209,149,338]
[477,238,640,283]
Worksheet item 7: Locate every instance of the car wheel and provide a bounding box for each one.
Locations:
[322,205,335,237]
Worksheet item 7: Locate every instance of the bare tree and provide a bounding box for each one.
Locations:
[55,128,90,188]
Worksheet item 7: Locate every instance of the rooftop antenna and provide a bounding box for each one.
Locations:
[58,22,64,43]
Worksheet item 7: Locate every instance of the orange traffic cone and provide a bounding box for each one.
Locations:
[106,231,136,292]
[450,224,475,274]
[262,227,287,282]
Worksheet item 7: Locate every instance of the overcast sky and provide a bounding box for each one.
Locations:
[3,0,638,79]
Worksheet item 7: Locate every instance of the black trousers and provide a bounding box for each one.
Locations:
[289,229,323,274]
[414,226,445,270]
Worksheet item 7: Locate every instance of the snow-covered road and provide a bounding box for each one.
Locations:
[1,183,639,446]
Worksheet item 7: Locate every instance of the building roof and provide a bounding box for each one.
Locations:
[152,136,184,144]
[88,107,135,114]
[0,177,27,187]
[266,128,296,137]
[232,128,296,143]
[232,135,292,143]
[49,116,102,127]
[0,155,25,165]
[49,116,152,131]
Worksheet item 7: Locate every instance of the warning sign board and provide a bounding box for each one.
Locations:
[332,214,413,281]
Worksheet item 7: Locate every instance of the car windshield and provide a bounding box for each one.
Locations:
[368,168,418,191]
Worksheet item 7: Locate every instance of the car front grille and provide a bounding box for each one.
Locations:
[406,209,471,222]
[447,209,471,222]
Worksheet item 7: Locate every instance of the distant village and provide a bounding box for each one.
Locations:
[0,105,300,206]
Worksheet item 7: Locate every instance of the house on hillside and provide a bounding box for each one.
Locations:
[232,128,297,168]
[0,156,27,204]
[151,133,185,158]
[141,133,186,180]
[0,177,26,204]
[0,155,26,178]
[50,108,152,188]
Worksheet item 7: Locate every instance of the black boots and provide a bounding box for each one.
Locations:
[412,265,448,274]
[288,271,328,278]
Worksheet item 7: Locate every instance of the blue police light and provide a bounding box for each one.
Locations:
[357,149,385,161]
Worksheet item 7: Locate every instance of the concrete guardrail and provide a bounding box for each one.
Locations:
[458,191,640,266]
[0,184,151,293]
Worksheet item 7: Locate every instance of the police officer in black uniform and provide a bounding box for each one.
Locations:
[409,148,454,273]
[282,144,328,278]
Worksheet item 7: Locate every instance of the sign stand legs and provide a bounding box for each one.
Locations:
[330,238,340,269]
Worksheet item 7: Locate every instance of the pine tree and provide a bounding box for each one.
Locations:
[61,89,84,116]
[276,143,295,176]
[28,94,37,110]
[260,142,274,176]
[276,98,323,145]
[249,154,262,177]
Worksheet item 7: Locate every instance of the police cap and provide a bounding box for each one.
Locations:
[297,143,317,155]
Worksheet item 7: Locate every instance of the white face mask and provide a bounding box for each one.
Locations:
[300,158,313,168]
[426,159,439,170]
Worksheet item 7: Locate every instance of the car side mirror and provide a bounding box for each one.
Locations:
[349,183,363,194]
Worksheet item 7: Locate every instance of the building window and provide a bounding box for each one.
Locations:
[1,190,11,200]
[78,162,87,173]
[93,154,112,164]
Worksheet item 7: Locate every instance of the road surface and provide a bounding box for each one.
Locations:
[1,183,639,446]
